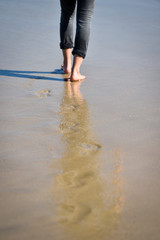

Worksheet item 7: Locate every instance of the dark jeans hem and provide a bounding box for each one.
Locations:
[72,49,85,59]
[60,43,73,49]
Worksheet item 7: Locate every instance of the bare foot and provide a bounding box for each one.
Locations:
[70,72,86,82]
[70,54,85,81]
[61,65,71,74]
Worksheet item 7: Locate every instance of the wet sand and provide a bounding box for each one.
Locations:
[0,0,160,239]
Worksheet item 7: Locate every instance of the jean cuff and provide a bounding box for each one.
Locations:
[72,49,85,59]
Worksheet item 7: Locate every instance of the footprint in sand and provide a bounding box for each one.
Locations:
[59,203,91,224]
[55,170,96,188]
[55,171,77,188]
[78,142,102,156]
[75,171,96,187]
[35,89,53,98]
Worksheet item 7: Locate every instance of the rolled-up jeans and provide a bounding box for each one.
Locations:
[60,0,95,59]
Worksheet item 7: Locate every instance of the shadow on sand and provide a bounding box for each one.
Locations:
[0,69,66,82]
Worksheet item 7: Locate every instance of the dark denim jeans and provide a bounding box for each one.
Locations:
[60,0,95,58]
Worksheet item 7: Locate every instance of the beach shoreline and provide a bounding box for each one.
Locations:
[0,0,160,239]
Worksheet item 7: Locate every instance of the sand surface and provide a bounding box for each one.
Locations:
[0,0,160,239]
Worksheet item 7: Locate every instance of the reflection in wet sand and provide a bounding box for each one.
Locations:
[53,81,124,240]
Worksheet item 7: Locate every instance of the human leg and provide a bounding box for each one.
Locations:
[60,0,76,73]
[71,0,95,81]
[72,0,95,58]
[61,49,72,74]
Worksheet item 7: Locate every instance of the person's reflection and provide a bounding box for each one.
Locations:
[53,81,124,240]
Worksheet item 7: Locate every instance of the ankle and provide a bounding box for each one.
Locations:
[65,66,71,74]
[62,48,72,73]
[71,70,79,79]
[62,62,71,74]
[72,66,80,75]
